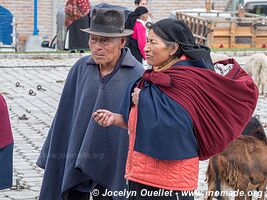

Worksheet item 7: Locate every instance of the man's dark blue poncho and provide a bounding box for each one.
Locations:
[36,49,144,200]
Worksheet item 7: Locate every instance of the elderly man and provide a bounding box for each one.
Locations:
[37,8,144,200]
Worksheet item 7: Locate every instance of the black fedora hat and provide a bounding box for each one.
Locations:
[81,8,133,37]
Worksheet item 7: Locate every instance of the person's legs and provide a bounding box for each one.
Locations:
[176,191,194,200]
[128,181,177,200]
[65,188,90,200]
[91,184,113,200]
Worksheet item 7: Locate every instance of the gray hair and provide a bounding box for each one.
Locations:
[162,39,180,56]
[162,39,177,49]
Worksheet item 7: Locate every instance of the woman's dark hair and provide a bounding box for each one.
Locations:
[134,0,140,5]
[134,0,148,5]
[146,19,214,70]
[146,20,195,48]
[125,6,148,29]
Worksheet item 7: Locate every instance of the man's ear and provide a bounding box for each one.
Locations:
[170,43,179,56]
[120,37,127,47]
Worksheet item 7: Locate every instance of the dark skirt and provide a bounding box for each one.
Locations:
[68,15,89,51]
[0,143,13,190]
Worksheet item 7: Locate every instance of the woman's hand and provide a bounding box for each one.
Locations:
[131,88,141,106]
[92,109,115,127]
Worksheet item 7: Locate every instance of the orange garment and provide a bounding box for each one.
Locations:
[125,106,199,191]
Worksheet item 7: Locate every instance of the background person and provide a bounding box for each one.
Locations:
[93,18,258,200]
[134,0,148,7]
[134,0,154,20]
[0,94,13,190]
[37,8,144,200]
[126,6,149,63]
[65,0,90,52]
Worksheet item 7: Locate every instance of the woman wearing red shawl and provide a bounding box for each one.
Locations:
[93,19,258,199]
[0,94,13,190]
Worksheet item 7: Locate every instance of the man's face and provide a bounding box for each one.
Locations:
[89,34,125,65]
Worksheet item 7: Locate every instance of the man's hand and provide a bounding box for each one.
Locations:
[92,109,115,127]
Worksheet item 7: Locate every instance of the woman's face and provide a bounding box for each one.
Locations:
[138,0,148,7]
[144,29,174,67]
[140,13,149,22]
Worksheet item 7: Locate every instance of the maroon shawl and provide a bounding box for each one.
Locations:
[0,94,13,149]
[138,58,258,160]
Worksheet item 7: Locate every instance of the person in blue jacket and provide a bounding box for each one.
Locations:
[37,8,144,200]
[0,94,13,190]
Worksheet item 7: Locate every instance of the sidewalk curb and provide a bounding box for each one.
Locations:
[212,51,267,57]
[0,53,87,59]
[0,51,267,59]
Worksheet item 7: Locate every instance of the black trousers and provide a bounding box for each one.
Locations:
[128,181,194,200]
[66,184,113,200]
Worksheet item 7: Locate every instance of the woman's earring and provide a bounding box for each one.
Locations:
[170,49,175,56]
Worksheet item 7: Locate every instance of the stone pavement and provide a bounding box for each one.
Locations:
[0,55,266,200]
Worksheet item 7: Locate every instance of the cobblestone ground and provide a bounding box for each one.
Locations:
[0,56,266,200]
